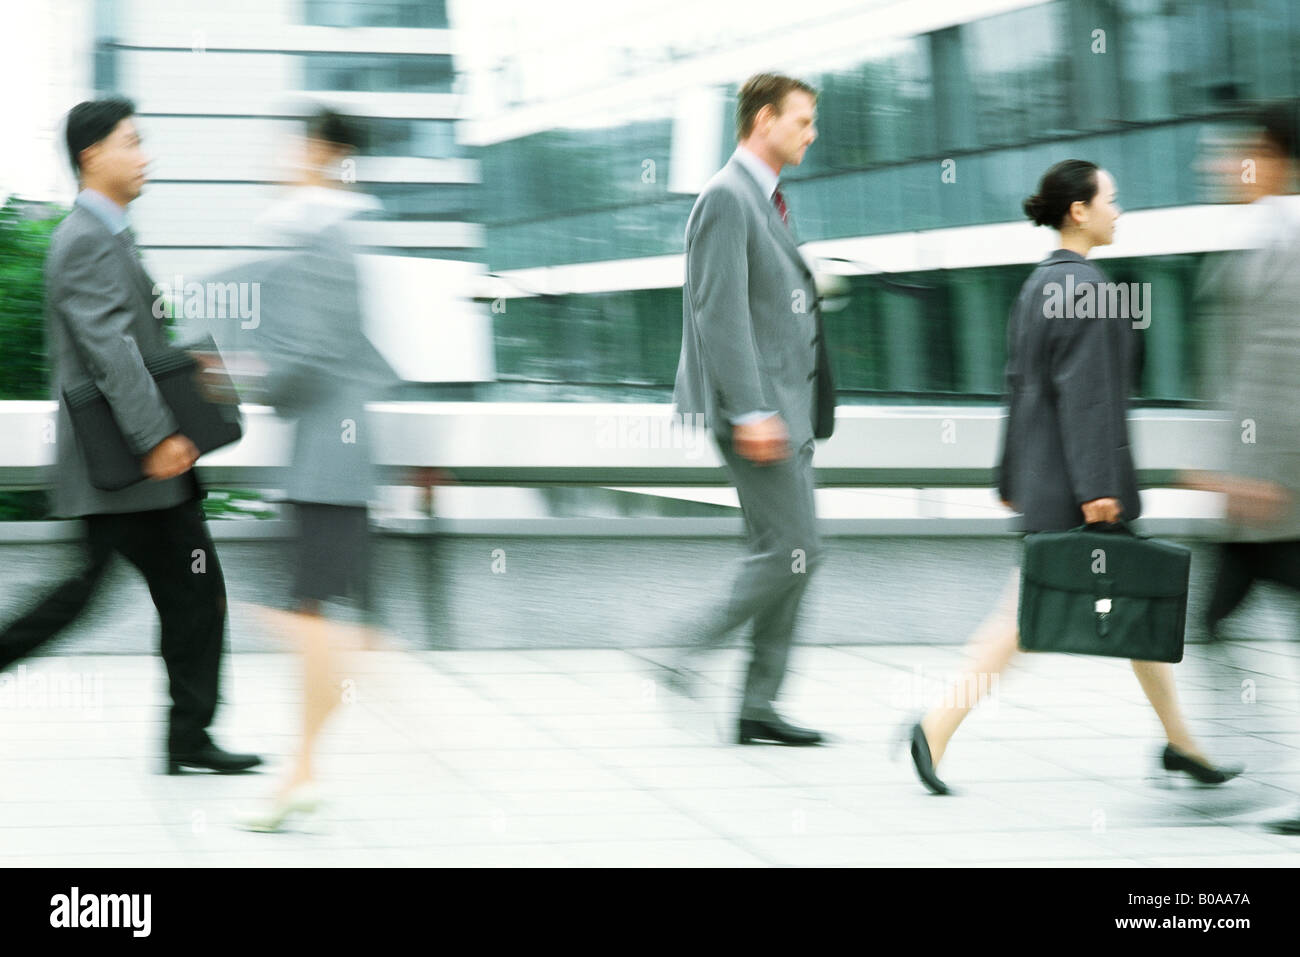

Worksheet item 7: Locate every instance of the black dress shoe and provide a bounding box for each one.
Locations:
[906,722,950,795]
[166,745,263,775]
[1160,745,1242,786]
[738,717,823,746]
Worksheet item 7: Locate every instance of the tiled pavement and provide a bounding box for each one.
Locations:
[1,640,1298,867]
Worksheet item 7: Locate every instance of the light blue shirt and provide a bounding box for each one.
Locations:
[75,188,129,236]
[728,147,782,426]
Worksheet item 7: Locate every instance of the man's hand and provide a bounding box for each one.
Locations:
[142,433,199,480]
[732,415,790,464]
[1081,497,1122,524]
[1174,469,1221,493]
[189,350,253,405]
[1223,476,1292,526]
[1176,471,1290,526]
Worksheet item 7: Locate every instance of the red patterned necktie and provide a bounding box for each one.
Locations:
[772,186,789,225]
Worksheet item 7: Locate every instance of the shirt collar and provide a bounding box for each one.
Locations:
[1045,247,1088,264]
[732,146,781,201]
[75,188,130,236]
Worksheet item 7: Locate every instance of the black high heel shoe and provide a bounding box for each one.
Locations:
[896,720,950,795]
[1160,745,1243,786]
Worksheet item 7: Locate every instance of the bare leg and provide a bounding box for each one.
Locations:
[921,569,1020,768]
[282,601,338,795]
[236,600,345,798]
[1130,659,1210,762]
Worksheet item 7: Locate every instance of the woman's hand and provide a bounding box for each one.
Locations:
[1081,497,1122,524]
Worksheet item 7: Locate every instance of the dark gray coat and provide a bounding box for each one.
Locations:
[994,249,1141,532]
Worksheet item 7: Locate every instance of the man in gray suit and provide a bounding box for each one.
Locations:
[1191,104,1300,638]
[1189,103,1300,832]
[667,73,834,745]
[0,98,259,775]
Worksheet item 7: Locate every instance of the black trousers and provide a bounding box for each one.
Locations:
[1206,539,1300,628]
[0,495,225,753]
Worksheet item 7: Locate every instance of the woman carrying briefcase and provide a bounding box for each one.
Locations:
[901,160,1241,795]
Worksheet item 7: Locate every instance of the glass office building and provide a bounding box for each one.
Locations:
[84,0,493,385]
[472,0,1299,405]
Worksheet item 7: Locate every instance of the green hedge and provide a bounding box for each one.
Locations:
[0,199,62,520]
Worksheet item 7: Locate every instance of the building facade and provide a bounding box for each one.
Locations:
[465,0,1298,405]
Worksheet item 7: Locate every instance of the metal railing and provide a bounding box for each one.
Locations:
[0,402,1232,537]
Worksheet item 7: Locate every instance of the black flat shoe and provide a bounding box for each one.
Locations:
[738,717,823,746]
[1160,745,1242,786]
[166,745,263,775]
[907,722,950,795]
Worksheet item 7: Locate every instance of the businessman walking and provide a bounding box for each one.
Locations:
[667,73,835,745]
[0,97,260,775]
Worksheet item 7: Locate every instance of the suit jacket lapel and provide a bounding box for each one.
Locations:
[113,231,158,302]
[728,157,813,279]
[74,208,165,335]
[113,231,169,334]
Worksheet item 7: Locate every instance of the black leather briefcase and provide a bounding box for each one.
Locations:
[62,338,244,491]
[1017,521,1190,663]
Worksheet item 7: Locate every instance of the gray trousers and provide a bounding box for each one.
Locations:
[684,434,822,720]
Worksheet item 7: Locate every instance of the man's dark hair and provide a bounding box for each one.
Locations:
[736,73,816,141]
[64,97,136,175]
[305,108,361,151]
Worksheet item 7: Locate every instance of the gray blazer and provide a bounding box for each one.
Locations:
[673,155,834,445]
[248,216,399,506]
[1195,200,1300,542]
[45,202,196,518]
[995,249,1141,532]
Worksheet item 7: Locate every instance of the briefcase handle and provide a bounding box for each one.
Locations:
[1068,518,1141,537]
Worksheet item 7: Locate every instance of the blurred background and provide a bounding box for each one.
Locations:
[1,0,1297,647]
[5,0,1295,407]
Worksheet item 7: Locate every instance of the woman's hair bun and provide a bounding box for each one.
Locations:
[1022,194,1047,226]
[1023,160,1100,229]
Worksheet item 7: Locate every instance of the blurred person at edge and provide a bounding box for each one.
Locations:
[901,160,1241,796]
[231,109,401,832]
[1187,102,1300,835]
[1186,102,1300,636]
[0,98,261,777]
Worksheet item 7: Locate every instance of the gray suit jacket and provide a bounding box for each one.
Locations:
[244,208,399,506]
[995,250,1141,532]
[673,156,834,446]
[45,202,196,518]
[1195,199,1300,542]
